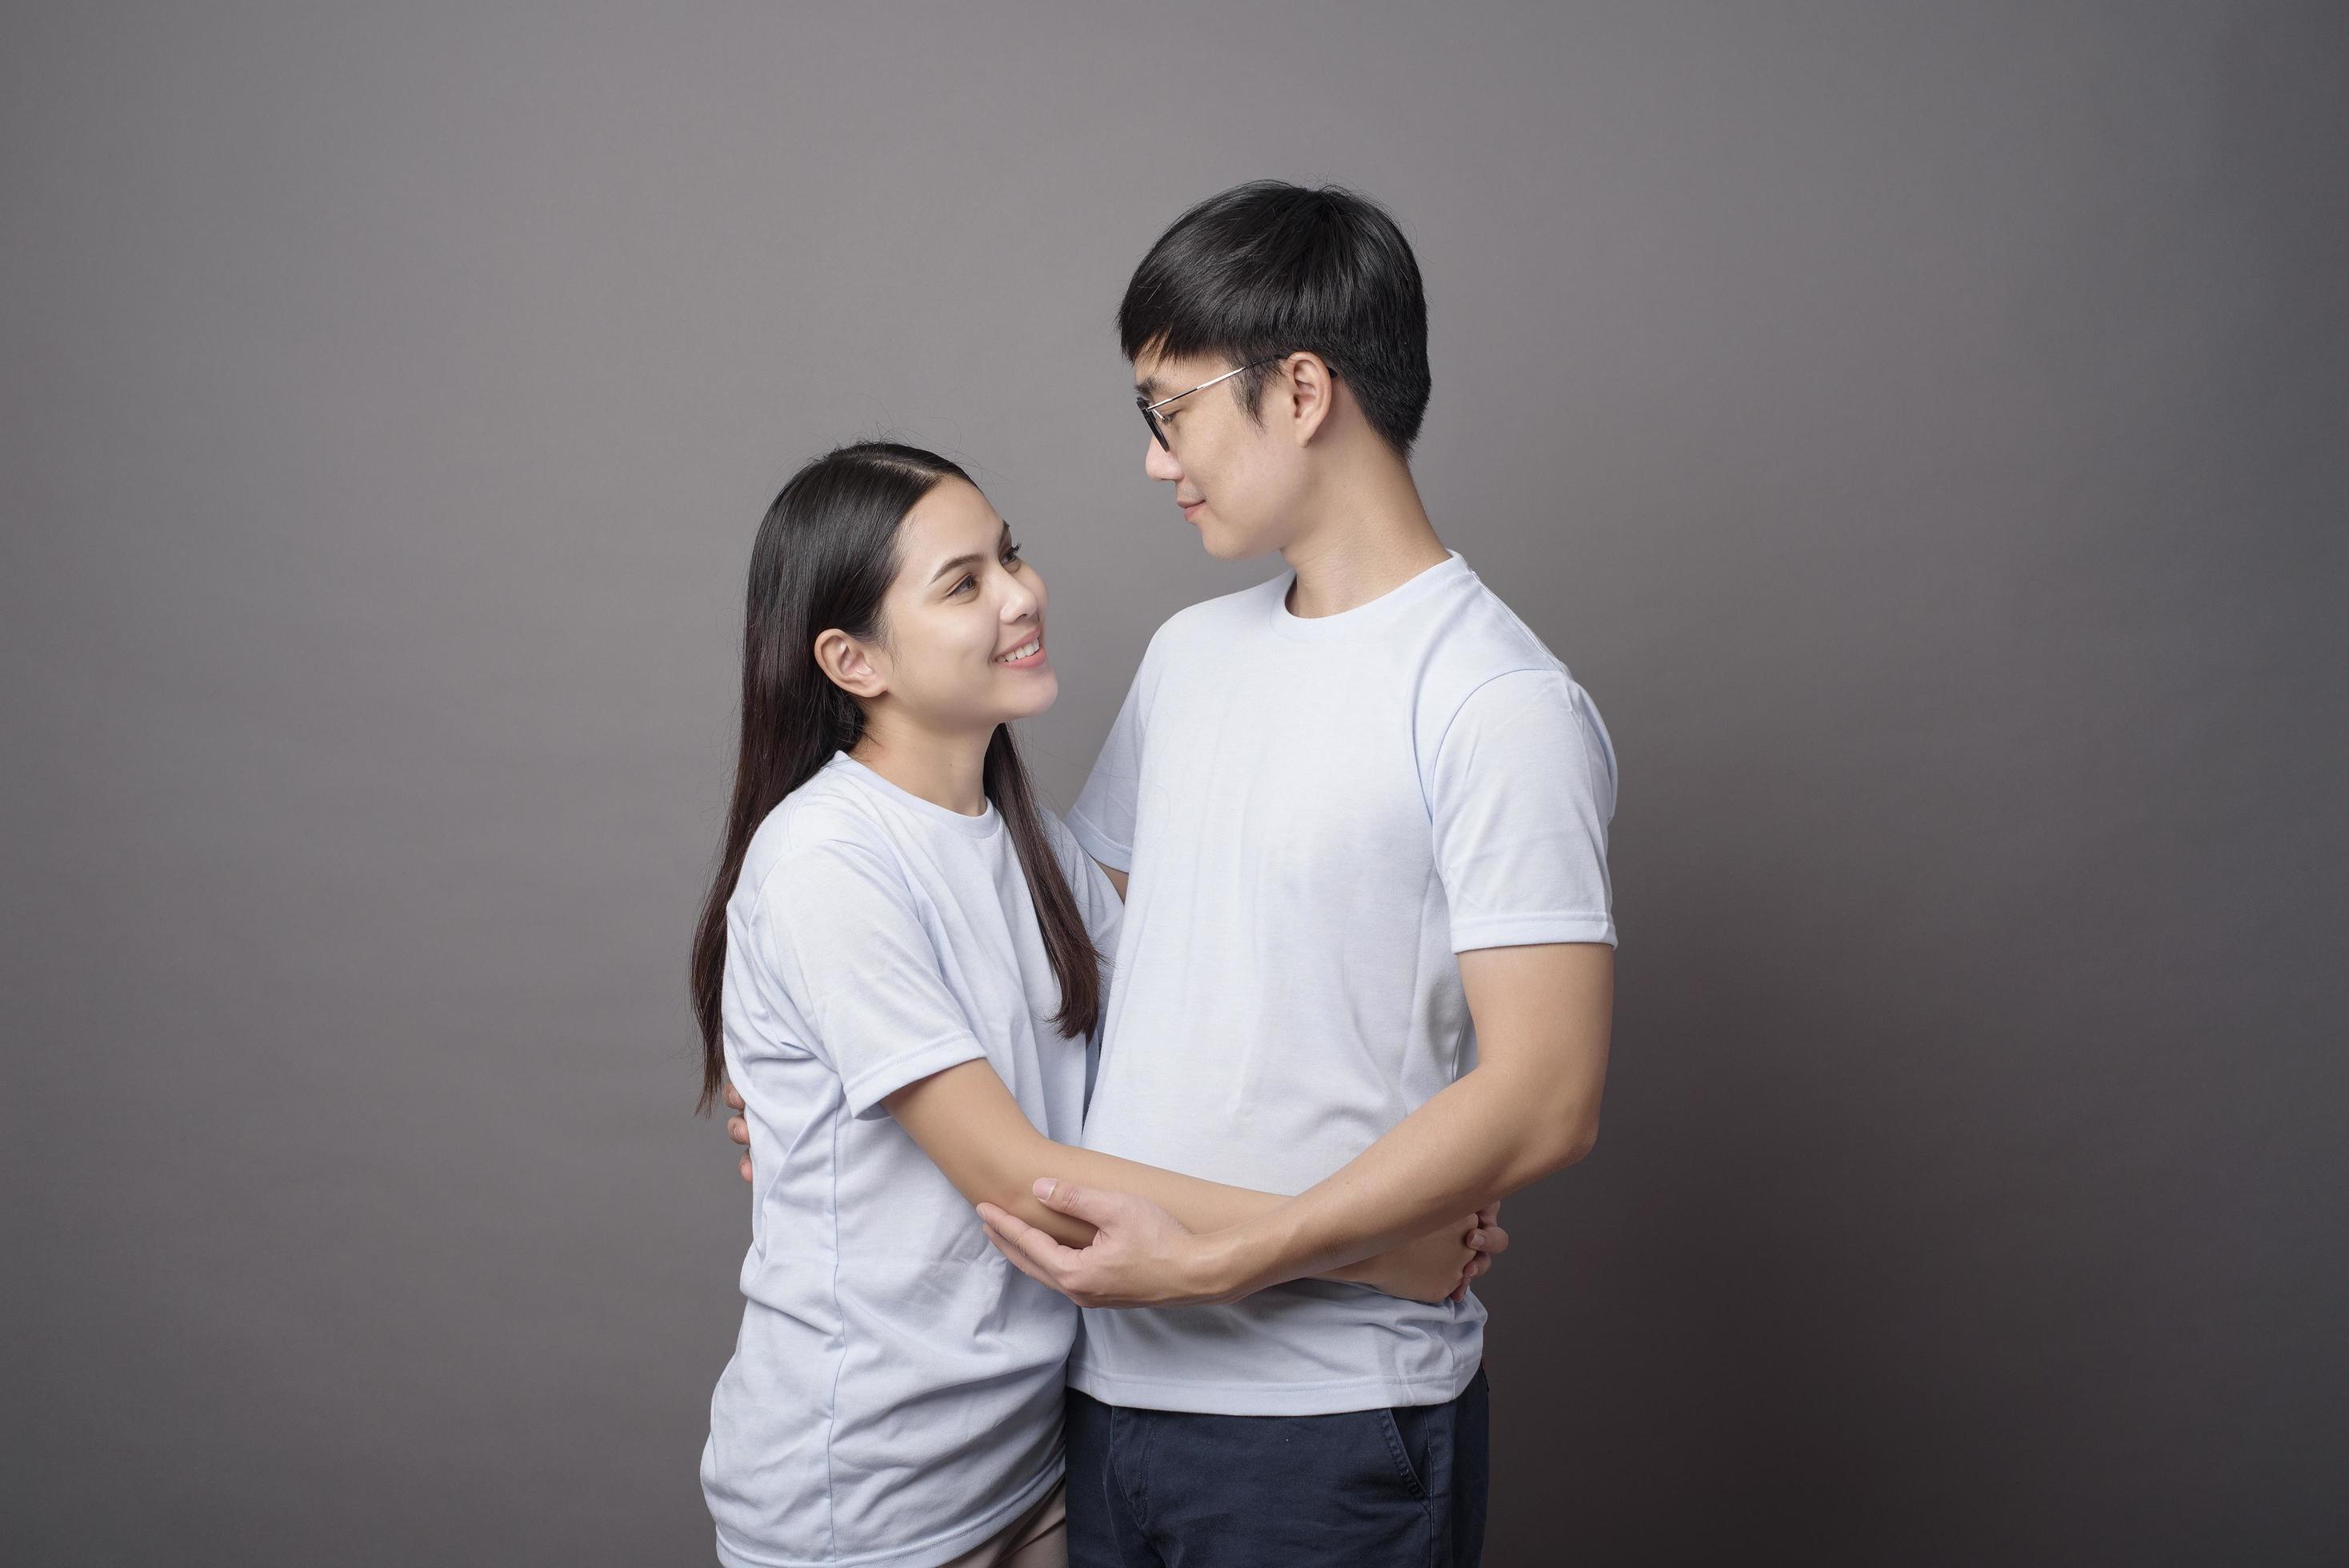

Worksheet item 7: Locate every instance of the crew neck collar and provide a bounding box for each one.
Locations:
[828,751,1002,838]
[1271,550,1470,640]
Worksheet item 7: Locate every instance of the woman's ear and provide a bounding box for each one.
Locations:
[814,628,887,699]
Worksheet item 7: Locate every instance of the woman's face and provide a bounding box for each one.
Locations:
[851,475,1055,734]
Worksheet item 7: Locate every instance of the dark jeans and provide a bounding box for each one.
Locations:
[1064,1368,1490,1568]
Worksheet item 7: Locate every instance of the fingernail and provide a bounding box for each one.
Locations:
[1034,1178,1058,1201]
[1469,1231,1484,1247]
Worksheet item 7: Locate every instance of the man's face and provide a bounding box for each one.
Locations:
[1133,346,1304,561]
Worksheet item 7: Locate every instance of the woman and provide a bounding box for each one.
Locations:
[690,442,1487,1568]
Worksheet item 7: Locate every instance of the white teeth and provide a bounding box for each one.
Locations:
[996,638,1041,663]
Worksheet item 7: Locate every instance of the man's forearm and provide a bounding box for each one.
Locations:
[975,946,1607,1309]
[1201,1062,1597,1296]
[886,1058,1463,1278]
[1014,1136,1460,1284]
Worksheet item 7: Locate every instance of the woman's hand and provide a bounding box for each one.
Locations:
[724,1081,751,1182]
[1333,1202,1509,1303]
[1458,1200,1508,1300]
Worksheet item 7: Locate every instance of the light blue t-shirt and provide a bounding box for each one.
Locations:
[702,752,1122,1568]
[1066,550,1617,1416]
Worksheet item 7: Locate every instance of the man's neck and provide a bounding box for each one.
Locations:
[1278,461,1449,620]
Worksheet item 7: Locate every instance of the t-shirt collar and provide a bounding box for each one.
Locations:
[1270,549,1469,641]
[828,751,1004,838]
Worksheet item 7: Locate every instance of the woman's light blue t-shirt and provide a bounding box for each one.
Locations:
[702,752,1121,1568]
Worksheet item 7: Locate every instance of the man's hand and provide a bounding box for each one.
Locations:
[738,1079,1511,1302]
[724,1081,750,1182]
[978,1182,1511,1309]
[978,1180,1244,1307]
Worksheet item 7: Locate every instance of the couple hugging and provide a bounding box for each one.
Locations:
[693,180,1617,1568]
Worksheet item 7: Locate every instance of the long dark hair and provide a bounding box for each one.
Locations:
[689,442,1103,1111]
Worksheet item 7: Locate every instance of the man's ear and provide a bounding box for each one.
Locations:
[1281,351,1336,446]
[814,628,887,699]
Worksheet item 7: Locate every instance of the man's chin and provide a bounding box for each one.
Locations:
[1199,524,1268,562]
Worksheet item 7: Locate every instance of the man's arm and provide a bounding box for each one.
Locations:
[721,1069,1497,1299]
[978,940,1607,1306]
[885,1060,1493,1302]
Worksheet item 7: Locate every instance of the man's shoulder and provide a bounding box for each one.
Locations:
[1409,567,1576,703]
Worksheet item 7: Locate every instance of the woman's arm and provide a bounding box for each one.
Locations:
[882,1059,1490,1302]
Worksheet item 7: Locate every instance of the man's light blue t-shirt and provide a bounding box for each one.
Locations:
[1066,550,1617,1416]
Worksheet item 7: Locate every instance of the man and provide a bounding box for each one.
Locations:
[734,181,1616,1565]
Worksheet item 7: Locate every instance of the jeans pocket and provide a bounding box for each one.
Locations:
[1375,1407,1431,1501]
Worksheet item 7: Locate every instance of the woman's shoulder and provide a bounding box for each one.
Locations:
[738,768,901,906]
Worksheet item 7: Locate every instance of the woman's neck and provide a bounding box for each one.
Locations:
[848,716,991,817]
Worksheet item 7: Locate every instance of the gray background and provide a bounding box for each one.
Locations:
[6,2,2343,1563]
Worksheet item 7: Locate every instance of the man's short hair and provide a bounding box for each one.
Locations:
[1118,181,1432,456]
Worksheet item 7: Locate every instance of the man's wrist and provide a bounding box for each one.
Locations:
[1191,1206,1306,1300]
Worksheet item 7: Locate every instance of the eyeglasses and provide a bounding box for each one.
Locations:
[1136,357,1283,450]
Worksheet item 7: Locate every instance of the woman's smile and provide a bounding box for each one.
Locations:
[994,632,1046,668]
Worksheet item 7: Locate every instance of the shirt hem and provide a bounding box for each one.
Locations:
[1450,912,1617,951]
[712,1461,1060,1568]
[1066,1357,1481,1416]
[841,1032,990,1121]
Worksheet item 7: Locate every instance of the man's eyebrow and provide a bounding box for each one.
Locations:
[925,522,1013,586]
[1134,376,1166,400]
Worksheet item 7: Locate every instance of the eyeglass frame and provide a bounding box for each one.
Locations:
[1136,356,1285,450]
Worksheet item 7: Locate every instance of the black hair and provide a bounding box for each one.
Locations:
[1118,180,1431,455]
[688,442,1102,1111]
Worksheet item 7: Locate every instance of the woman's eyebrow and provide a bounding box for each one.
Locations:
[924,524,1014,586]
[926,551,982,586]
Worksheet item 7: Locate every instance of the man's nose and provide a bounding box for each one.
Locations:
[1143,438,1183,482]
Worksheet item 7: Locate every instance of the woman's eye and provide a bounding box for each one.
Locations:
[1002,545,1023,570]
[953,575,976,595]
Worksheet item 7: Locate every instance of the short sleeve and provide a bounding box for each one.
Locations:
[1035,807,1121,1118]
[1066,644,1154,873]
[1430,669,1619,952]
[751,834,988,1119]
[1039,808,1125,957]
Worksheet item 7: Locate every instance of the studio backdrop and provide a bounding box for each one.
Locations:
[6,3,2341,1564]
